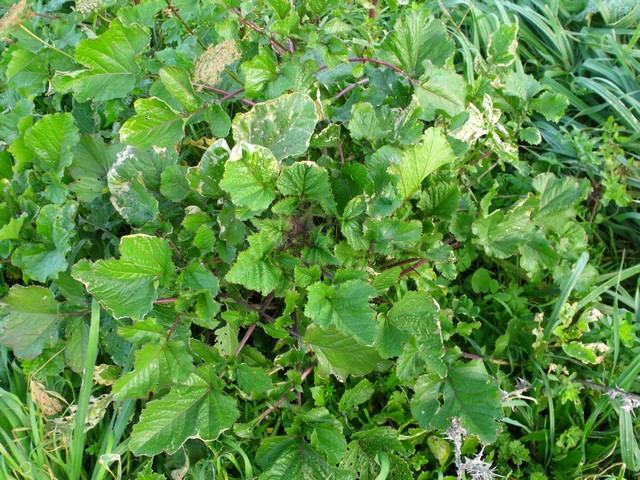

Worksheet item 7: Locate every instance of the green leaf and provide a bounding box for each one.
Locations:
[112,341,194,399]
[129,366,239,456]
[256,436,353,480]
[187,139,230,198]
[54,19,150,102]
[232,92,318,161]
[205,105,231,138]
[160,164,190,202]
[340,196,369,251]
[107,147,160,227]
[561,341,598,364]
[158,66,201,112]
[6,48,48,96]
[340,428,411,480]
[72,235,175,320]
[305,324,389,381]
[473,200,534,259]
[65,317,89,374]
[0,213,26,241]
[348,102,389,143]
[519,232,559,278]
[410,360,502,444]
[338,379,375,412]
[24,113,80,175]
[120,97,186,150]
[418,182,459,218]
[391,128,456,203]
[388,292,445,378]
[364,218,422,255]
[220,143,280,213]
[236,364,273,393]
[305,280,377,345]
[241,47,278,98]
[225,232,282,295]
[11,202,77,282]
[416,69,466,121]
[276,161,336,215]
[488,24,518,67]
[519,126,542,145]
[383,9,454,75]
[532,172,589,227]
[0,286,60,359]
[69,135,118,202]
[531,91,569,122]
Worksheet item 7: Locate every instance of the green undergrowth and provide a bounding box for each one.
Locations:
[0,0,638,478]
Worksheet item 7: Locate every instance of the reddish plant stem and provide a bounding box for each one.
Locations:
[234,323,257,357]
[399,259,430,279]
[153,297,179,304]
[219,87,247,102]
[218,293,276,323]
[335,77,369,99]
[166,315,181,341]
[234,292,276,356]
[256,363,315,424]
[163,0,206,49]
[381,257,422,270]
[444,346,509,365]
[230,7,287,55]
[368,0,379,18]
[193,83,255,106]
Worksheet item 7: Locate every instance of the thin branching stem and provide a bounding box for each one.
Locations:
[256,363,315,424]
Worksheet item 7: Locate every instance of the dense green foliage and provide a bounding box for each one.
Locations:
[0,0,639,478]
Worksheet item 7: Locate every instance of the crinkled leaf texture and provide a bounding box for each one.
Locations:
[256,436,354,480]
[220,143,280,214]
[107,145,177,226]
[120,97,186,150]
[340,427,411,480]
[473,200,534,259]
[72,235,175,320]
[69,135,119,203]
[410,360,502,444]
[387,291,446,378]
[129,365,239,456]
[305,324,390,381]
[112,341,194,399]
[382,8,454,75]
[277,161,337,215]
[391,127,456,203]
[54,19,150,102]
[24,113,80,175]
[232,92,318,161]
[225,232,282,295]
[305,280,377,345]
[0,286,60,359]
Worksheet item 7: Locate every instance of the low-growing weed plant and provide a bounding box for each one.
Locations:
[0,0,638,478]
